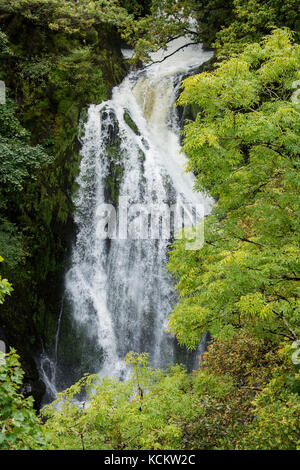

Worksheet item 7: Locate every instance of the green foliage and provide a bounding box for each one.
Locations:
[49,47,107,101]
[238,342,300,450]
[42,337,299,450]
[0,97,51,281]
[241,385,300,449]
[168,30,300,348]
[0,0,124,362]
[122,0,202,62]
[0,220,26,271]
[42,352,190,450]
[158,28,300,450]
[120,0,151,17]
[0,1,299,452]
[0,350,47,449]
[0,0,133,36]
[0,100,52,195]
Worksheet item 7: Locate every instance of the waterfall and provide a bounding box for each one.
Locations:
[41,38,213,401]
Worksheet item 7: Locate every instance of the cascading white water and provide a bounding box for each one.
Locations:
[41,38,213,399]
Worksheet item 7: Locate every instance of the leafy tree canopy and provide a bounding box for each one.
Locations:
[0,99,52,198]
[168,29,300,348]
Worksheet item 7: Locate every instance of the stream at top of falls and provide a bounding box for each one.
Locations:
[40,38,214,403]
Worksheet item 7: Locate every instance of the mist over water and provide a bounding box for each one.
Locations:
[40,39,213,401]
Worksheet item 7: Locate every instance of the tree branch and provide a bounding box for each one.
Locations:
[144,42,199,67]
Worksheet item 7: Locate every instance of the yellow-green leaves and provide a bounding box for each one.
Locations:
[42,356,191,450]
[179,58,261,111]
